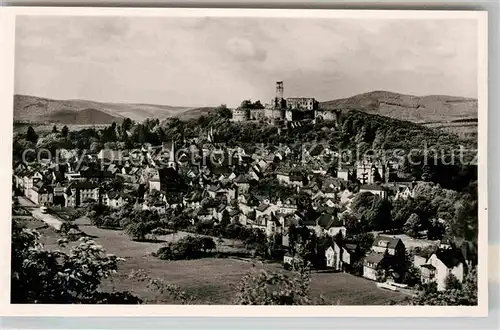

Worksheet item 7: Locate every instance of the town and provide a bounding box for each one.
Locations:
[11,81,478,305]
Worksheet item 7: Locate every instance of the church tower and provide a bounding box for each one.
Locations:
[168,141,177,171]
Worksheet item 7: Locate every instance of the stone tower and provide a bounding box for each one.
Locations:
[275,81,284,109]
[276,81,284,99]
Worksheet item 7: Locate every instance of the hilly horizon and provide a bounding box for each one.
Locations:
[13,94,197,124]
[13,91,477,138]
[319,91,477,139]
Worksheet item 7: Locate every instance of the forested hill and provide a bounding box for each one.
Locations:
[188,107,475,153]
[181,108,477,191]
[320,91,477,123]
[320,91,478,140]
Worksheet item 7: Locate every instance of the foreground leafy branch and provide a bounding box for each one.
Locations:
[11,220,141,304]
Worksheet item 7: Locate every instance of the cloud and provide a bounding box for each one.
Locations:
[14,16,478,107]
[225,37,267,62]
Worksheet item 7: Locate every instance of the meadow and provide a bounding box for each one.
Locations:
[23,218,409,305]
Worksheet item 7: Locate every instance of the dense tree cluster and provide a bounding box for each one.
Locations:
[153,235,216,260]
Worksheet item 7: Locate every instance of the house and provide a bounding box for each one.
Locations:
[13,167,27,191]
[275,198,298,214]
[276,170,292,185]
[421,248,466,291]
[325,240,343,270]
[97,149,123,163]
[359,184,388,199]
[65,181,100,207]
[23,171,43,200]
[238,193,259,215]
[289,174,305,188]
[355,160,385,184]
[301,181,320,195]
[315,212,346,237]
[234,174,251,194]
[228,208,242,225]
[339,189,355,209]
[336,166,352,181]
[183,191,203,209]
[105,192,129,209]
[65,171,82,182]
[325,240,358,271]
[52,185,66,207]
[371,235,405,256]
[142,200,167,214]
[253,213,282,237]
[363,252,387,281]
[30,181,53,206]
[256,203,272,218]
[194,208,213,223]
[248,167,262,181]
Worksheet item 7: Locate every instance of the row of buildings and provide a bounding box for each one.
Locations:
[307,232,474,291]
[232,81,340,124]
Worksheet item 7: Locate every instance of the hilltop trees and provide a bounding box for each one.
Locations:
[216,104,232,119]
[61,125,69,138]
[26,126,38,144]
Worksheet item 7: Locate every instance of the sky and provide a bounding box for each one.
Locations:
[15,16,478,108]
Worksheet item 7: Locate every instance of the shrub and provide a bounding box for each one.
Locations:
[154,235,215,260]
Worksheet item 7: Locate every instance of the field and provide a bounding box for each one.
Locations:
[24,220,409,305]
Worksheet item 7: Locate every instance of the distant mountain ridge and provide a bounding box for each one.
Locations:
[320,91,477,123]
[320,91,477,139]
[14,91,478,139]
[13,94,198,124]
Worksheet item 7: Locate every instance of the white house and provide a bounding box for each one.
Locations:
[421,249,465,291]
[325,241,357,271]
[325,241,343,270]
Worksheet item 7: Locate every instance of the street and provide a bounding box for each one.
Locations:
[17,196,63,231]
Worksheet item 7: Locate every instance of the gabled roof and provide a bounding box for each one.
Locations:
[234,174,251,184]
[32,182,53,194]
[228,209,241,217]
[207,185,219,192]
[344,243,358,253]
[257,203,270,212]
[316,213,337,229]
[364,252,385,265]
[372,235,402,249]
[434,248,464,269]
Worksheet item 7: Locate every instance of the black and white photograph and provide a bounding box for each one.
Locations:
[1,8,488,316]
